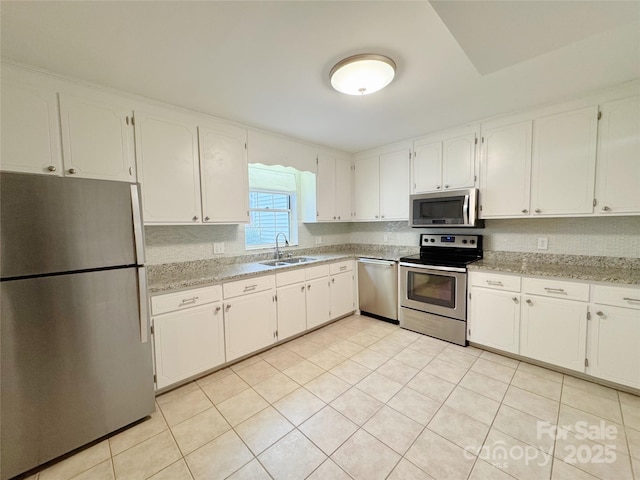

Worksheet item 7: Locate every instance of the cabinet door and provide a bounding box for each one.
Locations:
[442,130,477,190]
[468,288,520,354]
[199,124,249,223]
[412,140,442,193]
[0,80,62,175]
[479,121,532,217]
[59,93,135,182]
[588,305,640,389]
[521,295,587,372]
[277,283,307,341]
[306,277,331,329]
[330,271,355,320]
[316,153,337,221]
[153,303,225,389]
[135,111,201,223]
[380,149,410,220]
[353,155,380,220]
[335,156,352,221]
[531,106,598,215]
[596,97,640,214]
[224,291,276,361]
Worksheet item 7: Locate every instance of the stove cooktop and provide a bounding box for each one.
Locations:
[399,233,483,269]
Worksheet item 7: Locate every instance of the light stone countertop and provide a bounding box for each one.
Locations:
[147,244,418,294]
[468,252,640,285]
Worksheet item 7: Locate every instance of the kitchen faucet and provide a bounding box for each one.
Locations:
[274,232,289,259]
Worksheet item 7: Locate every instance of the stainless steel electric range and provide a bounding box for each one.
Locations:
[398,234,483,346]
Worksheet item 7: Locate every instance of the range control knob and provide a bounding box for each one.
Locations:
[470,239,476,245]
[461,239,468,244]
[430,238,435,243]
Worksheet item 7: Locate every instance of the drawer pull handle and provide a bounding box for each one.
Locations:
[340,266,347,271]
[623,297,640,302]
[486,280,503,286]
[512,297,519,304]
[544,287,566,294]
[243,285,257,292]
[526,299,533,305]
[180,297,198,305]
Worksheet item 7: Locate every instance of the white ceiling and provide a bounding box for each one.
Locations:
[1,1,639,153]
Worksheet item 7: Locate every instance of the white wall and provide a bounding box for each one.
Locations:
[145,216,639,264]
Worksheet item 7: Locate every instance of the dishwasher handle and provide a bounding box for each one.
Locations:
[358,258,396,267]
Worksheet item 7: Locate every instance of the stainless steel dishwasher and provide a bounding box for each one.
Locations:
[357,258,398,323]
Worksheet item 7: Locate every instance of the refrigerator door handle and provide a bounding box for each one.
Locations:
[138,267,149,344]
[130,184,145,265]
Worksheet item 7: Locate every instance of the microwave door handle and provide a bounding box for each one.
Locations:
[463,194,470,224]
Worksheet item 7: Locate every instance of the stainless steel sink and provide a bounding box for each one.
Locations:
[282,257,315,264]
[259,260,290,267]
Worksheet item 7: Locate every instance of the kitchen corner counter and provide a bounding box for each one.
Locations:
[468,252,640,285]
[147,244,417,294]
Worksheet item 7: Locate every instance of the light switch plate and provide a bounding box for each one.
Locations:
[537,237,548,250]
[315,236,322,245]
[213,242,225,254]
[383,234,389,243]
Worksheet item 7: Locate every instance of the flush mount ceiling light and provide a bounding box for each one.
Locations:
[330,54,396,96]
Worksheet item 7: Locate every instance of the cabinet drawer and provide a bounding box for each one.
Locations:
[330,260,353,275]
[469,272,521,292]
[522,277,589,302]
[223,275,275,299]
[305,264,330,280]
[152,285,222,315]
[592,284,640,310]
[276,268,305,287]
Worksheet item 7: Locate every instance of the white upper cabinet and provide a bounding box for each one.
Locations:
[353,145,410,221]
[479,120,532,217]
[316,151,352,222]
[353,155,380,220]
[595,96,640,215]
[0,77,62,175]
[59,93,135,182]
[531,106,598,216]
[379,148,410,220]
[199,123,249,223]
[412,125,478,193]
[135,110,201,224]
[412,140,441,192]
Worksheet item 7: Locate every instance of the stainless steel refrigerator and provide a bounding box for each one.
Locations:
[0,172,154,480]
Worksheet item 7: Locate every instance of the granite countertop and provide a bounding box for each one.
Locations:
[147,244,418,294]
[468,252,640,285]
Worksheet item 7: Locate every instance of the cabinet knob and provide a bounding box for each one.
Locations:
[214,306,221,313]
[68,168,77,175]
[602,206,611,212]
[337,216,341,220]
[534,209,541,214]
[444,184,449,189]
[375,215,379,218]
[301,285,306,292]
[307,284,311,290]
[47,165,57,172]
[332,278,335,284]
[526,299,533,305]
[225,304,231,312]
[596,311,604,317]
[436,185,441,190]
[512,297,519,303]
[381,215,385,219]
[204,216,210,221]
[333,216,336,220]
[193,216,199,221]
[521,209,528,214]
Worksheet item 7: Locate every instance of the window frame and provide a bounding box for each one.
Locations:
[245,188,298,250]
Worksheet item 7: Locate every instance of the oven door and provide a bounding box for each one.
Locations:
[399,263,467,320]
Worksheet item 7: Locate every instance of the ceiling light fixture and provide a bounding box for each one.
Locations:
[330,54,396,96]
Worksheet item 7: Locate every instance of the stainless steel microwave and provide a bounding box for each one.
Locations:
[409,188,483,228]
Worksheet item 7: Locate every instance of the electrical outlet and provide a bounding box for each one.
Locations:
[383,234,389,243]
[213,242,225,254]
[537,237,548,250]
[315,236,322,245]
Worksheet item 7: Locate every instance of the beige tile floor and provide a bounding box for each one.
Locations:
[27,314,640,480]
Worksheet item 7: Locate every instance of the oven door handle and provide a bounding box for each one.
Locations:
[399,262,466,273]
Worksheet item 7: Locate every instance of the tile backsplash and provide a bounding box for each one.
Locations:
[145,216,640,265]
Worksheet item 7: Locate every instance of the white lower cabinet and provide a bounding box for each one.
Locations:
[306,277,331,329]
[276,278,307,341]
[223,276,277,362]
[151,285,225,390]
[521,295,587,372]
[468,288,520,354]
[330,261,356,320]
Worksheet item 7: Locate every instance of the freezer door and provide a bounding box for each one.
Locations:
[0,268,154,480]
[0,173,140,278]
